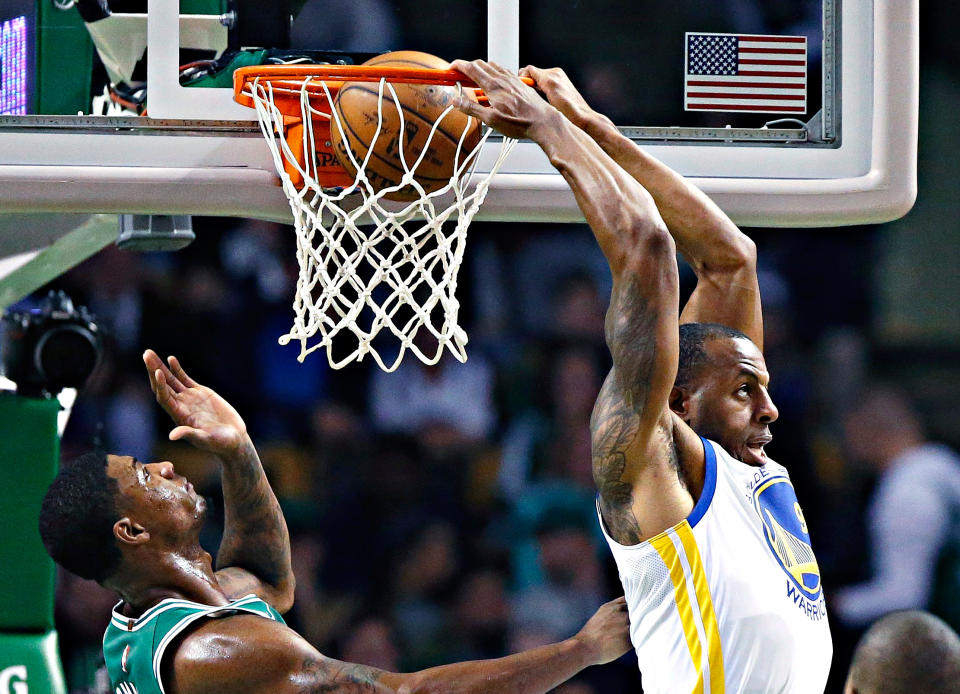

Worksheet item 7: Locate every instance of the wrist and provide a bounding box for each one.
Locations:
[581,111,617,140]
[219,433,254,462]
[526,106,569,147]
[566,633,600,668]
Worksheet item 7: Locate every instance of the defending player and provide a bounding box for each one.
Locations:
[453,59,831,692]
[39,350,630,694]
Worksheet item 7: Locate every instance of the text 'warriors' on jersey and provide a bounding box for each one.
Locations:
[598,437,832,694]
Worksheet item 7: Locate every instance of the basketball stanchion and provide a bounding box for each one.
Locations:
[233,52,519,372]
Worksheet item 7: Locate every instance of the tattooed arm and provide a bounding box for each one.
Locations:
[451,60,699,545]
[143,350,295,611]
[166,598,629,694]
[520,65,763,348]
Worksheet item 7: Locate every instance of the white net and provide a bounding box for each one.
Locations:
[244,73,517,372]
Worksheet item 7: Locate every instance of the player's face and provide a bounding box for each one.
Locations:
[106,454,206,540]
[682,337,779,466]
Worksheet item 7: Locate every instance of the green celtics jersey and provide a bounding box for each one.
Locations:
[102,594,285,694]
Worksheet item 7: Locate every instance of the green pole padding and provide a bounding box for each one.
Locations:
[0,632,67,694]
[0,393,60,632]
[35,3,93,115]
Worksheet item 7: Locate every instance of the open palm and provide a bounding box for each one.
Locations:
[143,349,248,457]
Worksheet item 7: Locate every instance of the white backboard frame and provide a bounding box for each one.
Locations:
[0,0,917,228]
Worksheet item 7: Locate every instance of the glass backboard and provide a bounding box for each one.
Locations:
[0,0,917,228]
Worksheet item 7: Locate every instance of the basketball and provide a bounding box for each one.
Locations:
[329,50,482,201]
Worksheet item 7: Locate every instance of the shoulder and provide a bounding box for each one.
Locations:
[164,613,314,694]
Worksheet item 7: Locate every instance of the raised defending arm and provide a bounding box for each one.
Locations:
[521,66,763,348]
[143,350,295,611]
[453,60,696,545]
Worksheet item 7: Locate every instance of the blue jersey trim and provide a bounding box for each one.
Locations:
[687,437,717,528]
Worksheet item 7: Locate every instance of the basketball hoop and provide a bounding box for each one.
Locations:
[233,61,518,372]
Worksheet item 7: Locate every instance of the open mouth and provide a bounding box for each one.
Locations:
[744,436,772,463]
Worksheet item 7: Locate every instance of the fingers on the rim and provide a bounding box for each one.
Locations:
[520,65,544,82]
[450,58,479,79]
[455,94,483,118]
[454,59,498,87]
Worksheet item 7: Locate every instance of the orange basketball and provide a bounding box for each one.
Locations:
[330,51,482,201]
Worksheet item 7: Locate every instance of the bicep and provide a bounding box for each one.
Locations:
[169,616,403,694]
[591,245,692,541]
[591,373,694,545]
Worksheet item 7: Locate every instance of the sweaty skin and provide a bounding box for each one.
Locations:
[98,350,633,694]
[453,61,777,548]
[453,59,700,545]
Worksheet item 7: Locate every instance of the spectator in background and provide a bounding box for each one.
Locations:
[498,344,603,501]
[449,567,512,661]
[369,332,496,447]
[512,511,605,644]
[844,610,960,694]
[391,521,463,668]
[338,616,402,671]
[53,569,118,694]
[834,384,960,631]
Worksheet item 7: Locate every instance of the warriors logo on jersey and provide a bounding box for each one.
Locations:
[752,475,821,600]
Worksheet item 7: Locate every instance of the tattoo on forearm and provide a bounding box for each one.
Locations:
[298,657,386,693]
[217,440,292,589]
[592,280,660,545]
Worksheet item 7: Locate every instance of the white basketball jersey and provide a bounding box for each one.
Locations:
[599,437,832,694]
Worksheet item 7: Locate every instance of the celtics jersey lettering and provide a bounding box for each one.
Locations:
[102,594,285,694]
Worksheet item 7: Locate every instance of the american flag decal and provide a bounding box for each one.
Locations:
[684,33,807,114]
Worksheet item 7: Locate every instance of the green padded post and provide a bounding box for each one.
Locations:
[35,3,93,115]
[0,393,60,631]
[0,632,67,694]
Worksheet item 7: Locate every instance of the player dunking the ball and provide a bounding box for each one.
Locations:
[453,60,832,692]
[39,350,630,694]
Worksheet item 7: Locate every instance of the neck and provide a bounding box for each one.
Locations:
[111,545,227,616]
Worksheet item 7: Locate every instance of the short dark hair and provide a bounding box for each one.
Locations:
[676,322,751,389]
[848,611,960,694]
[39,451,122,582]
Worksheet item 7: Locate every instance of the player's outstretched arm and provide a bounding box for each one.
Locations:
[142,350,295,612]
[454,60,697,545]
[166,598,630,694]
[521,65,763,348]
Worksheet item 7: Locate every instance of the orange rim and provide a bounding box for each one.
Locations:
[233,64,532,113]
[232,64,529,190]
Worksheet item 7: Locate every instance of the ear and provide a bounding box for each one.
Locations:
[114,517,150,546]
[669,385,691,419]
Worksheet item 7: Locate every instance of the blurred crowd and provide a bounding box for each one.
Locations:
[37,213,960,694]
[20,0,960,692]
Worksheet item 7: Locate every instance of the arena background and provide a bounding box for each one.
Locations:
[0,1,956,693]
